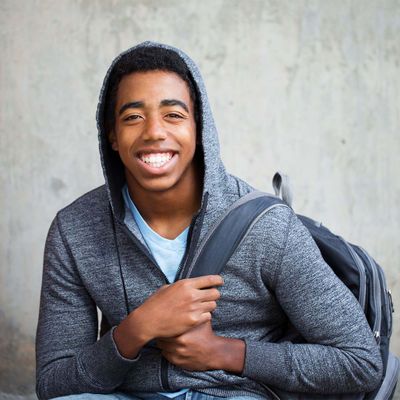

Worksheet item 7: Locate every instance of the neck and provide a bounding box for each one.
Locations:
[126,161,203,232]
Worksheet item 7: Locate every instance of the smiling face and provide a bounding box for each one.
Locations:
[109,70,198,198]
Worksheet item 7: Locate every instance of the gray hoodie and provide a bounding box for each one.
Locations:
[35,41,382,399]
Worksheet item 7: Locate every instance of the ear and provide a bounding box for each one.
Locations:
[108,131,119,151]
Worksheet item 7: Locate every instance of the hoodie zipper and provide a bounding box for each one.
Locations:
[116,193,209,391]
[117,221,174,391]
[159,193,208,390]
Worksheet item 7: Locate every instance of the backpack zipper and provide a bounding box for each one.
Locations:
[340,238,367,310]
[375,260,393,337]
[358,247,382,343]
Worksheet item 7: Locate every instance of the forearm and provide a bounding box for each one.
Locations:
[36,328,139,399]
[242,339,382,394]
[36,218,141,399]
[251,210,383,393]
[210,336,246,374]
[113,308,150,359]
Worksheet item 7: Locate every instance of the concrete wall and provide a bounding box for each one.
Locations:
[1,0,399,395]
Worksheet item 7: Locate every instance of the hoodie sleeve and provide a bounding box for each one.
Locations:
[241,210,383,394]
[36,216,140,399]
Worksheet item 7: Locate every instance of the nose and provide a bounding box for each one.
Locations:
[142,115,167,141]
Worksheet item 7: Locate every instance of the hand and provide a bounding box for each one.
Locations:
[136,275,223,340]
[156,321,246,373]
[156,320,218,371]
[113,275,223,360]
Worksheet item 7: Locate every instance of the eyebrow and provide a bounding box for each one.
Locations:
[119,101,144,115]
[118,98,189,116]
[160,99,189,113]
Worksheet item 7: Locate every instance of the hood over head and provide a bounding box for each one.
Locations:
[96,41,229,220]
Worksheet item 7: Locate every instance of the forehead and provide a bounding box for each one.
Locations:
[116,70,192,104]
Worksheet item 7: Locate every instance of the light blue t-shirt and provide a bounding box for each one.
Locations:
[123,185,189,398]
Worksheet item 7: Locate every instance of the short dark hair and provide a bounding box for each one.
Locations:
[104,46,200,134]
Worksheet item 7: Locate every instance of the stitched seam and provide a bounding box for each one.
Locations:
[235,174,242,196]
[271,210,294,290]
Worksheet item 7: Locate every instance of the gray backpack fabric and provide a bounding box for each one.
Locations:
[186,172,399,400]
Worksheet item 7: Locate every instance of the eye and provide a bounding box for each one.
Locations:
[123,114,143,122]
[166,112,184,119]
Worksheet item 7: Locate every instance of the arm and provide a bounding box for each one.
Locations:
[36,216,223,399]
[36,216,141,399]
[113,276,223,358]
[157,210,383,394]
[241,211,383,393]
[156,320,245,373]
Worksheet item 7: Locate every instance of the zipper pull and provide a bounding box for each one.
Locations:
[388,289,395,313]
[374,330,381,344]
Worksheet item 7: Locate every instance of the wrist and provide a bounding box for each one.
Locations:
[113,308,152,359]
[210,336,246,374]
[130,307,154,343]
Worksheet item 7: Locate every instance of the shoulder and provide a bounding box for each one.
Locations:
[248,200,294,255]
[227,172,294,231]
[225,173,255,197]
[54,185,112,238]
[58,185,108,215]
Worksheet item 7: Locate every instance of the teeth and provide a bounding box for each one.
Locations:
[139,152,173,168]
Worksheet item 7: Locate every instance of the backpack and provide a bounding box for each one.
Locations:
[185,172,399,400]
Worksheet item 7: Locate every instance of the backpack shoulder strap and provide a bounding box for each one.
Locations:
[186,191,288,278]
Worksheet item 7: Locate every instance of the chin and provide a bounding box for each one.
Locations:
[138,179,179,194]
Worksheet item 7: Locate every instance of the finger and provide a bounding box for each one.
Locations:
[188,275,224,289]
[156,337,180,346]
[161,349,182,365]
[160,349,173,361]
[157,341,176,352]
[198,311,212,324]
[156,338,172,346]
[199,300,217,313]
[197,288,221,302]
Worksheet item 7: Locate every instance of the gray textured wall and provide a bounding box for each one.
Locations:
[1,0,399,396]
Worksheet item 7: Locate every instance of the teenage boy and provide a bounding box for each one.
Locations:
[36,42,382,400]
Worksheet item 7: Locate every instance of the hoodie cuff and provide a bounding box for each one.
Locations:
[78,326,141,389]
[241,339,289,384]
[110,325,142,362]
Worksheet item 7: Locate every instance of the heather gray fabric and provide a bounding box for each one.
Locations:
[36,41,383,399]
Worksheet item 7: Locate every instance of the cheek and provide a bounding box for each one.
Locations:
[117,129,138,152]
[185,135,197,159]
[188,125,198,154]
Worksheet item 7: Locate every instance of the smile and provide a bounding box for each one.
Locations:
[137,151,175,169]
